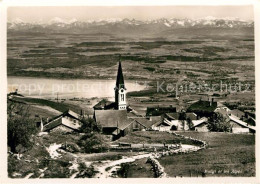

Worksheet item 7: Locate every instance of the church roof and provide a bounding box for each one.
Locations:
[116,61,125,89]
[94,110,129,129]
[93,99,115,110]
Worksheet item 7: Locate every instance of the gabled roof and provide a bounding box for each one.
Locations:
[48,109,81,122]
[43,109,81,132]
[131,116,161,128]
[187,100,217,113]
[192,117,208,127]
[94,110,128,128]
[230,109,245,119]
[93,99,115,110]
[43,117,63,131]
[115,61,125,89]
[229,114,255,131]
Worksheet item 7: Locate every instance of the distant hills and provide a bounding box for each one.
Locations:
[8,17,254,36]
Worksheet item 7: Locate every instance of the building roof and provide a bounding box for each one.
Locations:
[187,100,217,114]
[230,109,245,119]
[192,117,208,127]
[43,109,81,132]
[228,114,255,131]
[94,110,128,128]
[116,61,125,89]
[43,117,63,131]
[48,109,81,122]
[93,99,115,110]
[131,116,162,128]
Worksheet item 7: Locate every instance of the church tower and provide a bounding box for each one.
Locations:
[114,61,127,110]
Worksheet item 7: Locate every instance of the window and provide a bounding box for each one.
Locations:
[121,94,124,101]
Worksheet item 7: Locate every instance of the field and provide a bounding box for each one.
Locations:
[7,29,256,116]
[7,31,254,83]
[158,132,255,177]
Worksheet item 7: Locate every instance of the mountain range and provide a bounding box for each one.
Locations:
[8,17,254,35]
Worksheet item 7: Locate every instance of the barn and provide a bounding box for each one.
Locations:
[42,110,82,133]
[192,117,209,132]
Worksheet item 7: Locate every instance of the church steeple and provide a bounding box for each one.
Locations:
[116,61,125,90]
[115,61,127,110]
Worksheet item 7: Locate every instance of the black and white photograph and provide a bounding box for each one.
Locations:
[1,1,259,182]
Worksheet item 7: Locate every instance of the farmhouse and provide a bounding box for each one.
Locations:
[152,112,206,131]
[228,114,256,134]
[42,110,82,133]
[192,117,209,132]
[131,116,162,131]
[187,98,217,118]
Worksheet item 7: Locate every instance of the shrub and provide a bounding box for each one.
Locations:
[7,102,37,153]
[207,112,231,132]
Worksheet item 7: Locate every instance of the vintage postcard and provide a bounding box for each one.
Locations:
[0,0,259,183]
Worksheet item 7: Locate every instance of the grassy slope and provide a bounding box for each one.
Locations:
[11,96,83,114]
[158,132,255,177]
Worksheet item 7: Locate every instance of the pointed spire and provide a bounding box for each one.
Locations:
[116,61,125,89]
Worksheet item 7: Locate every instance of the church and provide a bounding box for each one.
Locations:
[93,61,161,140]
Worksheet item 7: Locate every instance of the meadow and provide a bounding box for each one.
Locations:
[158,132,255,177]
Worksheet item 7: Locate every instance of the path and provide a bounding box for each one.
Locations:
[92,144,201,178]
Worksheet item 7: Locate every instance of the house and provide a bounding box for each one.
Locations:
[192,117,209,132]
[152,118,174,131]
[228,114,255,134]
[187,98,217,118]
[131,116,162,131]
[42,110,82,133]
[160,112,198,131]
[230,109,245,119]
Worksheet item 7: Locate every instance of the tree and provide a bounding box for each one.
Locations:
[207,112,231,132]
[7,102,37,153]
[79,117,102,134]
[179,111,187,131]
[187,117,194,130]
[78,117,108,153]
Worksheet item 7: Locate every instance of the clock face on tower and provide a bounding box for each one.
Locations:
[121,89,124,93]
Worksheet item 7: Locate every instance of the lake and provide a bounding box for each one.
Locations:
[8,76,146,99]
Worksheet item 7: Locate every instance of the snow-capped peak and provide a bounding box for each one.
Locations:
[68,18,78,24]
[48,17,67,24]
[11,18,25,24]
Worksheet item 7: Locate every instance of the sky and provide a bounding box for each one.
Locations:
[8,6,254,22]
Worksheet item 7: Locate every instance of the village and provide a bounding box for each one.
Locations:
[7,61,256,178]
[28,61,255,137]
